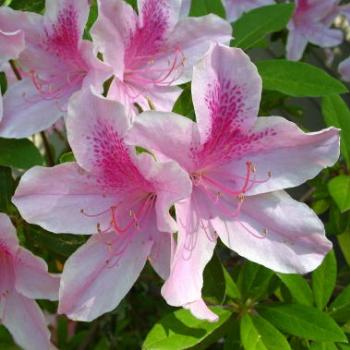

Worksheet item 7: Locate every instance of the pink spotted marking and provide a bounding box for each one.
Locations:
[82,120,156,235]
[0,244,14,296]
[22,2,88,102]
[123,0,185,93]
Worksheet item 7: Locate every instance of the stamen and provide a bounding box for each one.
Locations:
[239,222,268,239]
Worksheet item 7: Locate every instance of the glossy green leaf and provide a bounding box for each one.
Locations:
[142,307,231,350]
[329,284,350,323]
[337,232,350,266]
[203,254,226,304]
[277,274,313,306]
[258,304,347,342]
[0,138,44,169]
[231,4,294,50]
[10,0,45,12]
[223,267,240,300]
[172,86,195,121]
[189,0,225,18]
[241,314,291,350]
[256,60,347,97]
[322,94,350,166]
[328,176,350,213]
[312,251,337,310]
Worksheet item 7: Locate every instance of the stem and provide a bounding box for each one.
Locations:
[9,59,22,80]
[40,131,54,166]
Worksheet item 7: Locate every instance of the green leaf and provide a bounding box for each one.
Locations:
[172,86,195,121]
[0,138,43,169]
[10,0,45,13]
[329,284,350,323]
[189,0,225,18]
[0,166,15,213]
[309,343,338,350]
[223,319,241,350]
[241,314,291,350]
[238,261,274,300]
[223,267,240,300]
[231,4,294,50]
[312,251,337,310]
[322,95,350,166]
[258,304,347,342]
[328,176,350,213]
[202,254,226,304]
[142,307,231,350]
[84,0,98,40]
[256,60,347,97]
[59,152,75,164]
[277,274,313,306]
[337,232,350,266]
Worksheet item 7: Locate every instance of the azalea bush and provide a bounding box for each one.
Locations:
[1,0,350,349]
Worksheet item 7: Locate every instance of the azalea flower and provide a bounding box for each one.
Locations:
[0,0,109,138]
[127,44,340,321]
[221,0,274,22]
[12,88,192,321]
[91,0,232,115]
[0,213,59,350]
[286,0,343,61]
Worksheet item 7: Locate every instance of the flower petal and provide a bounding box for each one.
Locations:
[213,190,332,274]
[232,116,340,196]
[286,28,308,61]
[184,299,219,322]
[12,162,118,234]
[15,248,60,301]
[304,23,343,48]
[0,212,18,249]
[1,291,52,350]
[58,231,152,321]
[0,30,25,65]
[165,15,232,84]
[192,44,261,143]
[0,78,65,138]
[127,111,199,171]
[339,57,350,82]
[162,192,217,307]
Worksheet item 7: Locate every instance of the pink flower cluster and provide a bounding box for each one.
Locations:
[0,0,342,348]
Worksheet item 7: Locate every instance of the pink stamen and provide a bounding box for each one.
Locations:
[239,222,268,240]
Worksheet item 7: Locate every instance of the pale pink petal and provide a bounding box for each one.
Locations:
[43,0,89,45]
[126,111,200,171]
[66,87,131,172]
[58,231,153,321]
[192,44,261,143]
[0,212,18,248]
[231,117,340,196]
[0,78,65,138]
[304,23,343,48]
[184,299,219,322]
[134,153,192,233]
[286,29,308,61]
[222,0,275,22]
[162,192,217,307]
[213,190,332,274]
[339,57,350,82]
[91,0,136,79]
[15,248,60,301]
[163,15,232,84]
[149,232,174,280]
[0,30,25,65]
[180,0,191,17]
[12,163,118,234]
[1,291,51,350]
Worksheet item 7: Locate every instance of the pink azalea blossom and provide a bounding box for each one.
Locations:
[12,88,192,321]
[221,0,275,22]
[286,0,343,61]
[339,57,350,82]
[91,0,232,116]
[0,213,59,350]
[0,0,110,138]
[127,44,340,321]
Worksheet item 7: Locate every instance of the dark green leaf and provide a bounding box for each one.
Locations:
[312,251,337,310]
[172,86,195,121]
[329,284,350,323]
[0,166,15,213]
[189,0,225,18]
[59,152,75,164]
[223,318,241,350]
[322,95,350,166]
[310,342,338,350]
[0,72,7,94]
[142,307,231,350]
[337,232,350,266]
[328,176,350,213]
[223,267,240,300]
[258,304,347,342]
[240,314,291,350]
[256,60,347,97]
[231,4,294,50]
[277,274,313,306]
[0,138,43,169]
[10,0,45,13]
